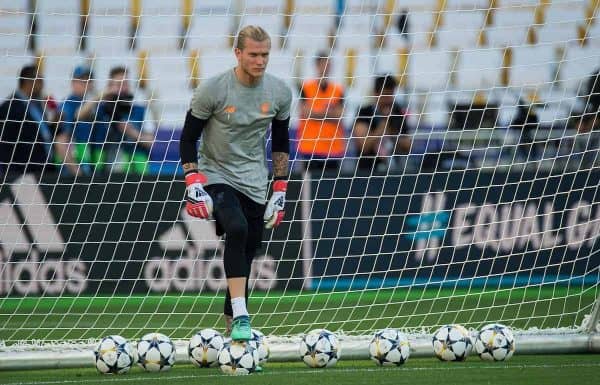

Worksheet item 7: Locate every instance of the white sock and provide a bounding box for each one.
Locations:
[231,297,249,319]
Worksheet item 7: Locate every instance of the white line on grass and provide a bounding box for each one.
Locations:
[7,362,600,385]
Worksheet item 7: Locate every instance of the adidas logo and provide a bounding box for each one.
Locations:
[0,175,87,295]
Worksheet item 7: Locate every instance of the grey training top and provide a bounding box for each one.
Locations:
[190,69,292,204]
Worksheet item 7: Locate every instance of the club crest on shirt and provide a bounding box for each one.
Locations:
[260,102,270,115]
[224,105,236,114]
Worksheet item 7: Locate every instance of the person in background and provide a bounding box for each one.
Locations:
[352,74,410,172]
[397,8,410,41]
[582,67,600,116]
[510,97,540,161]
[58,66,97,175]
[296,52,346,174]
[0,65,80,177]
[77,66,154,174]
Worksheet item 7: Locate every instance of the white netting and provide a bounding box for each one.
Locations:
[0,0,599,365]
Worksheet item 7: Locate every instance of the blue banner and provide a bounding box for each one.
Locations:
[308,169,600,290]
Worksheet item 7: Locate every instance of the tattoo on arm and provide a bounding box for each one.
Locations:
[182,162,198,174]
[272,152,289,178]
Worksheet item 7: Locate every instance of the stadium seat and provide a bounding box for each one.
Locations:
[145,54,191,125]
[544,2,585,25]
[373,49,404,77]
[186,14,233,52]
[146,55,189,98]
[455,48,504,90]
[87,0,133,55]
[536,24,579,45]
[284,14,336,55]
[499,0,538,7]
[333,14,374,52]
[385,10,436,50]
[198,49,236,79]
[535,2,584,46]
[0,0,30,56]
[408,49,452,91]
[329,51,373,98]
[238,0,285,49]
[442,9,486,30]
[558,46,600,93]
[435,10,486,49]
[493,8,535,28]
[486,26,529,48]
[391,0,438,12]
[284,0,336,54]
[136,0,182,54]
[266,53,299,87]
[34,0,80,54]
[446,0,490,11]
[509,44,556,87]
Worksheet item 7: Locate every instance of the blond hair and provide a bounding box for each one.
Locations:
[235,25,271,50]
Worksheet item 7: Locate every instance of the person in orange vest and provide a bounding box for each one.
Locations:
[296,52,346,173]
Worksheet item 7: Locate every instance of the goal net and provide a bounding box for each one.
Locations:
[0,0,599,369]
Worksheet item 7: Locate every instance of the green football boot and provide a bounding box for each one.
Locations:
[230,315,252,341]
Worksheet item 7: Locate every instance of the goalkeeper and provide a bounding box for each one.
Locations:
[179,25,292,342]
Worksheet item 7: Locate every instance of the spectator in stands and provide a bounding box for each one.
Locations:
[510,96,541,160]
[352,74,410,172]
[0,65,80,177]
[574,110,599,166]
[397,8,410,41]
[582,67,600,116]
[296,52,346,173]
[58,66,96,175]
[573,70,600,167]
[77,66,154,174]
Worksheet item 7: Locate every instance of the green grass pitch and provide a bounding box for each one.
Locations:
[0,286,598,384]
[1,356,599,385]
[1,286,597,341]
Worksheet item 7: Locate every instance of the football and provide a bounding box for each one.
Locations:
[249,328,270,365]
[218,341,259,375]
[369,329,411,366]
[94,335,135,374]
[137,332,176,372]
[432,324,473,361]
[188,328,226,368]
[299,329,340,368]
[474,323,516,361]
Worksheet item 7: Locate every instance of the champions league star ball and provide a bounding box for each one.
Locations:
[474,323,515,361]
[94,335,135,374]
[188,328,226,368]
[137,333,176,372]
[218,341,259,375]
[369,329,411,366]
[249,329,270,365]
[299,329,340,368]
[432,324,473,361]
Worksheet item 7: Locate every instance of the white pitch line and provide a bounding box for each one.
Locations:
[6,362,600,385]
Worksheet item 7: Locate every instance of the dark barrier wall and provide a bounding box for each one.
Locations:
[309,169,600,289]
[0,174,305,296]
[0,169,598,296]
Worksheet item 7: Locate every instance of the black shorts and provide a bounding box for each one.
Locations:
[204,184,266,251]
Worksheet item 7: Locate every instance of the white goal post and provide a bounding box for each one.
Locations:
[0,0,599,370]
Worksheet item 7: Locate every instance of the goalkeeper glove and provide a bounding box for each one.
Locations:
[264,180,287,229]
[185,172,213,219]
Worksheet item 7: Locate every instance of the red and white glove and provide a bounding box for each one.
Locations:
[264,180,287,229]
[185,172,213,219]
